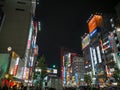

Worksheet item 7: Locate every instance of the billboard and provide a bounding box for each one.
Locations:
[90,48,95,75]
[82,34,90,49]
[0,54,9,78]
[88,15,102,33]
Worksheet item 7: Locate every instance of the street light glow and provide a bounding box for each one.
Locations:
[117,27,120,32]
[7,46,12,52]
[35,68,42,72]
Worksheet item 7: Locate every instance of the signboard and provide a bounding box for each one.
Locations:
[13,57,19,76]
[47,68,58,74]
[82,34,90,49]
[0,54,9,78]
[88,15,102,33]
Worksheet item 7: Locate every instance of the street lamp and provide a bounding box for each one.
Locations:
[117,27,120,32]
[52,65,56,68]
[7,47,12,52]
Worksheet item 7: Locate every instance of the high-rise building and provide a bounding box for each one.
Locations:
[84,13,119,87]
[81,33,91,76]
[0,0,31,57]
[0,0,39,84]
[72,56,84,86]
[61,52,82,87]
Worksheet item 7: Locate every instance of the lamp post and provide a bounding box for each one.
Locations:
[2,47,12,90]
[7,46,12,74]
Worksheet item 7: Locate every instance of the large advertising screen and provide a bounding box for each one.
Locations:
[88,15,102,33]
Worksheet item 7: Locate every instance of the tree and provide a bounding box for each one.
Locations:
[37,55,47,79]
[112,66,120,85]
[34,55,47,88]
[84,74,92,86]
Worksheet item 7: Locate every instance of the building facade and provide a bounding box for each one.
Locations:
[72,56,84,86]
[0,0,39,85]
[0,0,31,57]
[82,13,120,87]
[61,52,85,87]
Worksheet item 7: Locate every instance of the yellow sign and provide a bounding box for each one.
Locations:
[12,51,18,59]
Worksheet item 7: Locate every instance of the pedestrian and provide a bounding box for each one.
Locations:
[23,86,27,90]
[1,78,9,90]
[12,85,17,90]
[2,84,8,90]
[20,83,24,90]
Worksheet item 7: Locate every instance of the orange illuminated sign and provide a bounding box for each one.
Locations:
[88,15,102,33]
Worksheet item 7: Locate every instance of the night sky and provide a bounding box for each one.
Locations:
[36,0,119,70]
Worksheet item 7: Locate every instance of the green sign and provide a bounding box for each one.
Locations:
[0,54,9,79]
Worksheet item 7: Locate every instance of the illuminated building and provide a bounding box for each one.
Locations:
[61,52,78,87]
[81,34,92,77]
[0,0,39,84]
[86,14,104,85]
[72,56,84,86]
[0,0,31,57]
[0,0,32,80]
[60,47,69,85]
[85,13,119,86]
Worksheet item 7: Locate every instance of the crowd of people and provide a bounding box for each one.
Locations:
[0,78,25,90]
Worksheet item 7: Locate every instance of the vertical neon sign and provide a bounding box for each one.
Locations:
[96,46,102,63]
[90,47,95,75]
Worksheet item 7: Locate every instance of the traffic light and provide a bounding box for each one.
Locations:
[53,65,56,68]
[117,52,120,57]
